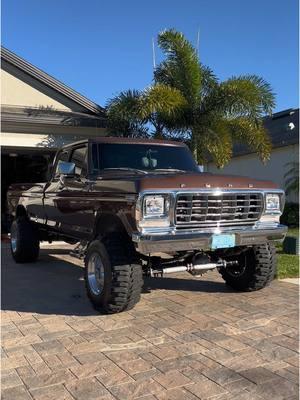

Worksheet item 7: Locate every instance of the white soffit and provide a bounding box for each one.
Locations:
[1,132,51,148]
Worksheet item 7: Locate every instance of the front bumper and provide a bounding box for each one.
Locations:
[132,224,288,254]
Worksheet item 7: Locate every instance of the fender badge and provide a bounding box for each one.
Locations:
[205,183,211,188]
[180,183,186,188]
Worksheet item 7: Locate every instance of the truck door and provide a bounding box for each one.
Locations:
[44,144,94,239]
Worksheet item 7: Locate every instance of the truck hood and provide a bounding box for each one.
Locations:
[94,171,279,193]
[137,172,279,191]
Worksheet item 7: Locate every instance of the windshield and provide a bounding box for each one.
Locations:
[91,143,198,174]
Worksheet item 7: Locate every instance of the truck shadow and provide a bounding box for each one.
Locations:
[143,276,233,294]
[2,246,233,317]
[1,247,96,316]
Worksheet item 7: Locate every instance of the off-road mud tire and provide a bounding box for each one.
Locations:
[84,233,143,314]
[10,217,40,263]
[219,243,277,291]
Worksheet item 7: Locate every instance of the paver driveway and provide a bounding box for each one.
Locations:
[1,242,299,400]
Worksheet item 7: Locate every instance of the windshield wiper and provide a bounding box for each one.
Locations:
[152,168,188,173]
[102,167,148,175]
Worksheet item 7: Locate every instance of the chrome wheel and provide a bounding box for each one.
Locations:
[10,224,17,253]
[87,252,105,295]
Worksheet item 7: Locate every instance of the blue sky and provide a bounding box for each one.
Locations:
[2,0,299,112]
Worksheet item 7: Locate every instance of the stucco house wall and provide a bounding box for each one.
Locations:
[206,144,299,202]
[1,69,71,111]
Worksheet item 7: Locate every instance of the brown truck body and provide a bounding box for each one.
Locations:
[7,137,286,248]
[8,138,287,313]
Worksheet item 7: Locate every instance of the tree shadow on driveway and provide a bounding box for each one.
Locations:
[2,245,233,317]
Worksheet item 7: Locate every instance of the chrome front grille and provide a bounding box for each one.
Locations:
[175,192,264,228]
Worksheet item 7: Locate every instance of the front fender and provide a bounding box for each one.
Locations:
[93,208,137,238]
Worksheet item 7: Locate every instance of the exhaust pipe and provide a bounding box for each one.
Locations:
[150,256,238,277]
[160,263,217,275]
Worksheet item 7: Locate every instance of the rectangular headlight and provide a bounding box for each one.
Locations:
[265,194,280,212]
[144,195,168,217]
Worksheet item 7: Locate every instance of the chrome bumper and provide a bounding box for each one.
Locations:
[132,225,288,254]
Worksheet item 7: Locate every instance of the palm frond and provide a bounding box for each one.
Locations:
[139,84,187,119]
[219,75,275,119]
[285,179,299,195]
[227,118,272,163]
[106,85,186,137]
[106,89,143,121]
[284,161,299,194]
[106,90,149,137]
[284,162,299,178]
[193,119,233,167]
[154,60,176,87]
[156,29,201,105]
[198,63,218,100]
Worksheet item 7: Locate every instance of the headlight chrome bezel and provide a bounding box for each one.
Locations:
[136,193,172,230]
[265,193,281,212]
[143,195,169,218]
[264,192,284,215]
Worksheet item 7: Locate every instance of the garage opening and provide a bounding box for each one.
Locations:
[2,148,56,233]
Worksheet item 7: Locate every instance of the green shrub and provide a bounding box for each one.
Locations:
[280,203,299,227]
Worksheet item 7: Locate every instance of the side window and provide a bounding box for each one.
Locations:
[91,143,100,173]
[54,150,69,178]
[70,146,88,176]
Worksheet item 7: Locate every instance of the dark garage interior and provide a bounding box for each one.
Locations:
[1,148,56,233]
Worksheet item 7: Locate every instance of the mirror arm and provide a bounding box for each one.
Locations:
[59,173,82,186]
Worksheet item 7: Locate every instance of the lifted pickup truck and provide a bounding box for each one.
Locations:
[7,137,287,313]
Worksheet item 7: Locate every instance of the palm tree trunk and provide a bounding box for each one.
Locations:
[191,132,198,163]
[152,119,165,139]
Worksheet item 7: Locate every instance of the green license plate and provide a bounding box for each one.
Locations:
[211,234,235,249]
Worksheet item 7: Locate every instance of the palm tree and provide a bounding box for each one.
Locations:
[284,162,299,195]
[107,29,275,167]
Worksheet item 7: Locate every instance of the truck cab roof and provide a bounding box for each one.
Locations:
[61,137,187,149]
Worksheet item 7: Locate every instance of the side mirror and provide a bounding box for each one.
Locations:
[57,161,76,176]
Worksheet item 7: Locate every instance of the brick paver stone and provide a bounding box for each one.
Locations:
[2,386,33,400]
[1,369,23,390]
[109,378,164,399]
[153,370,192,389]
[30,384,74,400]
[186,374,228,398]
[66,377,112,400]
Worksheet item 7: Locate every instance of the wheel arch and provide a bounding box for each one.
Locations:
[93,213,131,239]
